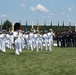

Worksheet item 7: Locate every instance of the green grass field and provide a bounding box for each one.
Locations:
[0,47,76,75]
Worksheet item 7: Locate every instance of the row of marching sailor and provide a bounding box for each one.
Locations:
[24,29,55,52]
[22,30,43,52]
[13,30,24,55]
[0,30,24,55]
[13,29,45,55]
[43,29,55,51]
[0,30,14,52]
[0,29,55,55]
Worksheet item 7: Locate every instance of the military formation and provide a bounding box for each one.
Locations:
[1,21,75,55]
[56,29,76,47]
[0,28,55,55]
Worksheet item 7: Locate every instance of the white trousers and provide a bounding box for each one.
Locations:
[15,42,22,55]
[29,40,34,51]
[44,40,48,50]
[49,39,53,51]
[36,41,39,52]
[2,42,6,52]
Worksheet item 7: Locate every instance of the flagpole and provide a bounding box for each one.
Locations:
[44,20,46,30]
[32,21,34,29]
[1,21,2,31]
[6,21,8,31]
[12,19,14,32]
[25,20,28,31]
[69,22,71,30]
[57,21,60,31]
[75,25,76,32]
[20,20,21,25]
[37,19,39,31]
[50,21,52,29]
[62,21,64,30]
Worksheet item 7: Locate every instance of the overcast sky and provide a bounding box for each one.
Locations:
[0,0,76,26]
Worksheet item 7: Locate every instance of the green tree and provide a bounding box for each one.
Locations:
[2,20,12,31]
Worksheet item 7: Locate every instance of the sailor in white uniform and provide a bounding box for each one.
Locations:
[43,30,49,51]
[33,31,36,49]
[13,31,20,55]
[21,32,25,49]
[34,30,40,52]
[48,29,55,51]
[17,30,24,53]
[29,30,34,51]
[39,31,43,50]
[24,31,30,50]
[6,32,10,49]
[1,30,8,52]
[0,32,2,50]
[9,33,14,50]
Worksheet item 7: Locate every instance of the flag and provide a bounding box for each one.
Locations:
[37,20,39,30]
[6,22,8,31]
[62,21,64,29]
[20,26,22,30]
[20,20,21,25]
[32,22,34,29]
[50,21,52,29]
[25,21,28,31]
[0,21,2,30]
[20,20,22,30]
[75,26,76,32]
[69,22,71,30]
[44,20,46,30]
[57,22,60,31]
[12,20,14,32]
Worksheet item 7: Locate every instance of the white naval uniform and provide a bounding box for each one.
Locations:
[43,33,49,51]
[17,32,24,53]
[0,34,2,50]
[6,34,10,48]
[39,34,43,50]
[21,34,25,49]
[24,33,30,50]
[1,33,7,52]
[33,33,36,49]
[9,34,14,50]
[13,31,20,55]
[29,32,34,51]
[34,33,40,52]
[48,32,54,51]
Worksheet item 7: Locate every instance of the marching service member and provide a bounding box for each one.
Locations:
[21,31,25,49]
[29,30,34,51]
[0,32,2,51]
[13,22,24,55]
[34,30,40,52]
[18,30,24,53]
[43,30,49,51]
[14,30,24,55]
[48,29,55,51]
[9,32,14,50]
[24,31,30,50]
[0,30,8,52]
[39,31,43,50]
[13,30,20,55]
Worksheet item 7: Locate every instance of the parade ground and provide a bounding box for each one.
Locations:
[0,46,76,75]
